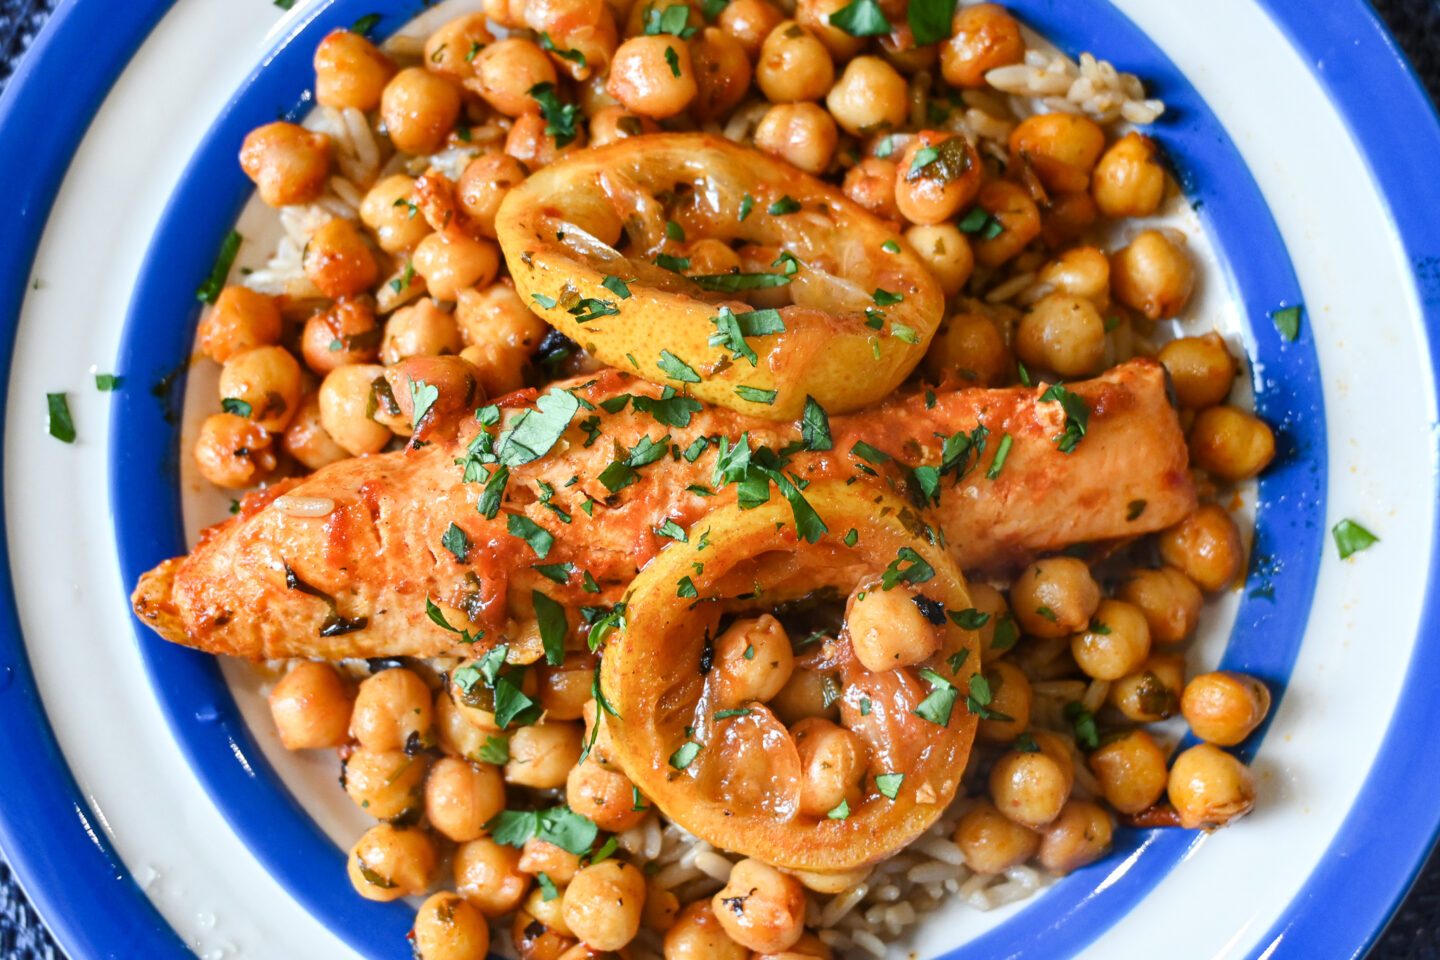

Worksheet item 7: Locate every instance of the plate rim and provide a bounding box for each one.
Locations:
[0,1,1435,959]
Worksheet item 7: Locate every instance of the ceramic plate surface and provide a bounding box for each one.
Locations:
[0,1,1437,958]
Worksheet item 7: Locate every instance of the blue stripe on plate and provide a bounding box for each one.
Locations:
[0,1,193,959]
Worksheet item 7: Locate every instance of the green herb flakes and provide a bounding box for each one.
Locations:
[1333,518,1379,559]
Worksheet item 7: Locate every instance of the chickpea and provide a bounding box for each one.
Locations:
[1116,567,1202,645]
[790,717,865,817]
[1107,653,1185,723]
[666,901,747,959]
[894,132,980,226]
[520,838,583,886]
[1111,229,1194,320]
[684,238,744,276]
[988,739,1073,829]
[513,909,577,960]
[1042,190,1100,248]
[197,286,282,363]
[568,757,647,832]
[1091,132,1167,218]
[940,3,1024,87]
[470,39,560,117]
[301,298,380,374]
[690,27,753,124]
[1158,333,1235,409]
[424,14,495,80]
[842,158,900,221]
[303,217,378,299]
[239,121,331,208]
[455,837,532,916]
[345,747,428,821]
[426,757,506,842]
[589,104,661,146]
[528,0,621,81]
[1038,800,1112,875]
[902,224,974,299]
[1167,743,1256,830]
[268,660,353,749]
[504,722,584,789]
[216,345,302,433]
[711,859,806,953]
[922,312,1009,386]
[435,688,500,761]
[193,412,276,488]
[350,667,433,751]
[607,36,697,118]
[360,174,431,254]
[1014,292,1106,378]
[506,111,586,170]
[756,22,835,104]
[971,179,1042,267]
[521,885,574,940]
[564,860,647,950]
[1037,246,1110,306]
[318,363,392,456]
[967,582,1016,661]
[795,0,867,58]
[977,661,1031,742]
[753,102,838,174]
[845,582,943,673]
[381,67,462,156]
[1070,598,1151,681]
[1087,729,1168,814]
[456,155,529,239]
[461,342,531,397]
[1158,504,1244,592]
[383,298,463,364]
[769,668,841,725]
[538,655,597,721]
[1181,671,1271,746]
[1189,406,1276,481]
[954,799,1040,874]
[719,0,785,60]
[412,230,501,302]
[348,823,436,901]
[1009,113,1106,194]
[825,56,907,137]
[1010,557,1101,639]
[315,28,396,111]
[414,891,491,960]
[712,614,794,708]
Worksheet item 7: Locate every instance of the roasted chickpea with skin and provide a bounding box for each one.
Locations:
[978,661,1031,741]
[383,298,463,364]
[589,104,661,146]
[711,858,807,953]
[283,392,350,470]
[197,286,282,363]
[989,737,1073,829]
[1168,743,1257,830]
[217,345,302,433]
[1092,131,1167,218]
[1181,671,1271,746]
[711,614,794,708]
[360,174,431,254]
[348,823,436,901]
[792,717,866,817]
[842,158,901,221]
[607,36,697,119]
[314,28,396,111]
[904,224,974,298]
[756,22,835,104]
[689,27,753,124]
[351,666,434,751]
[1010,556,1101,639]
[718,0,786,60]
[425,757,506,842]
[1108,653,1185,723]
[344,747,428,821]
[302,297,382,374]
[504,721,584,789]
[1009,113,1107,193]
[1189,405,1277,481]
[568,756,648,832]
[769,668,841,725]
[469,39,559,117]
[1158,332,1236,409]
[1071,598,1152,681]
[1158,504,1244,593]
[506,111,586,170]
[894,131,981,226]
[456,155,529,238]
[413,891,491,960]
[1038,245,1110,306]
[1015,292,1106,378]
[1111,229,1194,320]
[844,581,943,672]
[825,56,908,137]
[413,229,501,302]
[519,838,583,887]
[239,121,331,208]
[318,363,392,456]
[954,799,1040,874]
[940,3,1024,87]
[193,413,276,489]
[304,217,379,300]
[268,661,353,750]
[1088,729,1169,814]
[563,859,647,950]
[753,102,838,174]
[924,311,1010,386]
[423,14,495,80]
[1038,800,1113,875]
[1117,566,1203,645]
[454,837,531,916]
[971,179,1042,266]
[381,67,463,156]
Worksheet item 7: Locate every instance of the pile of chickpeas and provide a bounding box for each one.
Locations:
[199,0,1288,955]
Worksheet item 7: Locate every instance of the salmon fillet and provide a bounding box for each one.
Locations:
[131,359,1194,660]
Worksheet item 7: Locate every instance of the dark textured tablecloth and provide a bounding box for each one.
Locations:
[2,0,1439,957]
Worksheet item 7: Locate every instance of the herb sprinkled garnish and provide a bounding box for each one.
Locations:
[532,589,569,665]
[827,799,851,820]
[664,44,682,76]
[690,272,792,292]
[197,230,242,304]
[875,772,904,799]
[957,205,1004,240]
[409,378,439,435]
[875,135,895,158]
[602,275,633,299]
[708,306,786,366]
[476,463,509,519]
[644,2,698,36]
[425,596,480,644]
[829,0,890,35]
[220,397,252,418]
[507,514,555,558]
[965,673,1013,722]
[527,82,580,147]
[485,805,599,856]
[734,385,778,404]
[986,433,1014,479]
[94,373,121,391]
[882,239,901,254]
[946,648,970,674]
[676,576,699,598]
[1063,701,1100,750]
[949,608,991,630]
[1127,499,1148,521]
[657,350,702,383]
[914,669,959,726]
[738,193,755,220]
[655,252,691,273]
[46,393,75,443]
[990,613,1019,652]
[1013,732,1039,753]
[568,297,620,323]
[843,528,859,547]
[1271,304,1302,342]
[389,259,415,293]
[495,388,581,466]
[536,871,560,902]
[872,288,903,306]
[532,292,559,309]
[273,0,296,8]
[666,220,686,242]
[539,31,587,67]
[669,740,702,770]
[284,561,368,636]
[879,547,935,590]
[441,522,469,562]
[907,0,956,45]
[350,12,382,36]
[655,519,688,542]
[768,196,801,215]
[1039,383,1089,454]
[1333,518,1379,559]
[477,734,510,764]
[801,396,833,451]
[850,440,892,465]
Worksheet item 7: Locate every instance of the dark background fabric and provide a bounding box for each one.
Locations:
[1,0,1438,957]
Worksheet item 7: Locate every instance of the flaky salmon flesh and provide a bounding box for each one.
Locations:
[131,358,1194,661]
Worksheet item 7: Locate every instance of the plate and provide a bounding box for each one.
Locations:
[0,0,1436,957]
